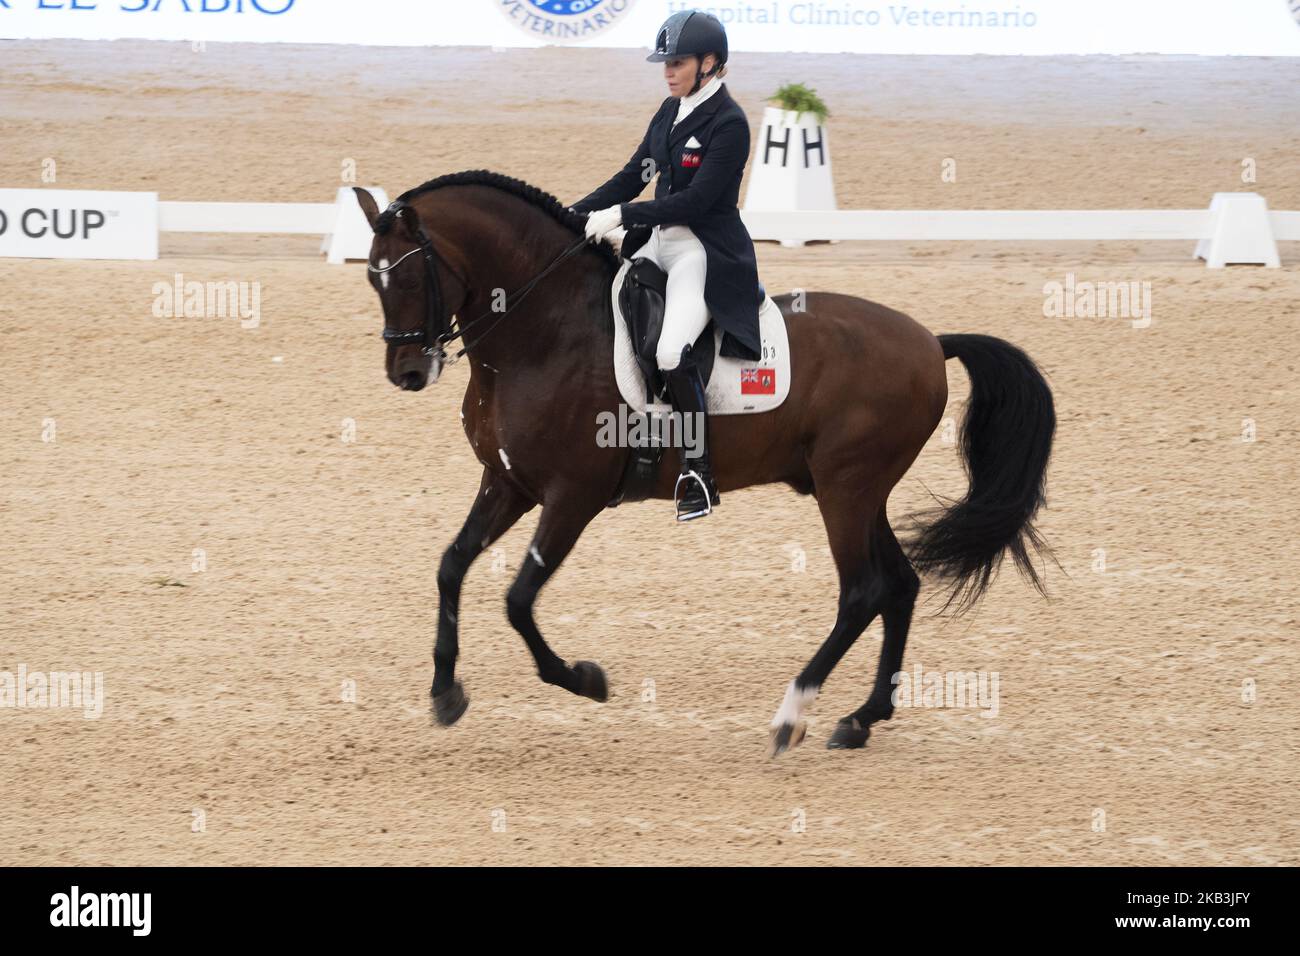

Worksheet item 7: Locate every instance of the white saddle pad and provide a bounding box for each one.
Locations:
[610,259,791,415]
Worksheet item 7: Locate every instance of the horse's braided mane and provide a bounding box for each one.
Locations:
[375,169,618,268]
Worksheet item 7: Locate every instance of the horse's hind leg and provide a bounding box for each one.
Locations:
[432,468,534,726]
[827,514,920,750]
[505,497,609,702]
[769,488,887,757]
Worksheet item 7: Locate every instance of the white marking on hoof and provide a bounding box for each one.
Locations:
[529,545,545,567]
[498,449,511,470]
[770,680,819,729]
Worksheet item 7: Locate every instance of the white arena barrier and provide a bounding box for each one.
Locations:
[157,201,334,234]
[156,187,388,264]
[742,193,1295,268]
[0,188,1293,267]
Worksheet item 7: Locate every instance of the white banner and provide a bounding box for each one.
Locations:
[0,189,158,260]
[0,0,1298,55]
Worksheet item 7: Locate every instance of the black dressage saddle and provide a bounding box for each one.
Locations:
[617,257,717,404]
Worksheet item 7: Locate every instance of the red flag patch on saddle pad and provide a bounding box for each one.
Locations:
[740,367,776,395]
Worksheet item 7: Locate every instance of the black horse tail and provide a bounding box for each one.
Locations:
[906,333,1057,613]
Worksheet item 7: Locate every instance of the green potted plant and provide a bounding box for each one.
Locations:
[768,83,830,125]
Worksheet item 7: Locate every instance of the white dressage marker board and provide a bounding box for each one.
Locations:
[321,187,390,264]
[1195,193,1281,268]
[0,188,158,261]
[743,106,837,248]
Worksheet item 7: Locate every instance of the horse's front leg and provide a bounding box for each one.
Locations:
[505,496,608,702]
[432,468,534,725]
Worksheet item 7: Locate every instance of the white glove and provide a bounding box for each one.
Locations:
[604,226,628,256]
[584,205,622,243]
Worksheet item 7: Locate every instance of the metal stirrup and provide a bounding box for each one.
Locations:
[674,470,713,520]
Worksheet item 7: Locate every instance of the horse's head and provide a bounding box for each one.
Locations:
[355,187,468,392]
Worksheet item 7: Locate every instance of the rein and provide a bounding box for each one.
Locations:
[368,199,589,364]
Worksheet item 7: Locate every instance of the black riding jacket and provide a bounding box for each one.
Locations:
[574,83,762,360]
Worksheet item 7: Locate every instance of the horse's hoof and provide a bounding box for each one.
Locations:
[572,661,608,702]
[431,681,469,726]
[826,717,870,750]
[768,721,807,758]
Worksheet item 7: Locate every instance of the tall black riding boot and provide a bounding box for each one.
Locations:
[662,345,720,521]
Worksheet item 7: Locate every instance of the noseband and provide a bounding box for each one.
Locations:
[367,199,590,362]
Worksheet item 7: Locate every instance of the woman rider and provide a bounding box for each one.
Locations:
[573,9,763,522]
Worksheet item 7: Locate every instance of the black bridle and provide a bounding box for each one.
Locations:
[368,201,458,357]
[368,199,589,363]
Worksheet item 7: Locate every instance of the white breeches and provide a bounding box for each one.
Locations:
[637,224,710,371]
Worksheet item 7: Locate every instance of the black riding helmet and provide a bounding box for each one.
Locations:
[646,10,729,95]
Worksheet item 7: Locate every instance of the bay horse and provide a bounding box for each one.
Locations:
[354,171,1055,756]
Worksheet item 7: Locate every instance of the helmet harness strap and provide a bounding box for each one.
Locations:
[689,55,720,96]
[690,67,702,96]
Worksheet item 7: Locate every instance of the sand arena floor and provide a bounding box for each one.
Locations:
[1,41,1298,865]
